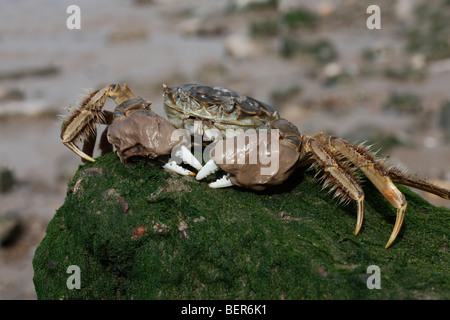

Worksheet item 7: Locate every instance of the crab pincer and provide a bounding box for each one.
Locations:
[60,83,201,176]
[61,83,450,248]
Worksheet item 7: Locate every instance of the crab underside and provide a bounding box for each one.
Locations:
[60,83,450,248]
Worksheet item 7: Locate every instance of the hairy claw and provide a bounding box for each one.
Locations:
[60,83,137,162]
[385,204,407,249]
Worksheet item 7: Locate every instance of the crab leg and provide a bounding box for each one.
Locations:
[78,110,115,162]
[65,142,96,163]
[61,83,136,162]
[302,137,366,236]
[320,135,407,248]
[388,167,450,200]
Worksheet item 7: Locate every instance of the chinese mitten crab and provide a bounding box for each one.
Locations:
[60,83,450,248]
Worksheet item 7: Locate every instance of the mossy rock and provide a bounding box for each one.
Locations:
[33,152,450,299]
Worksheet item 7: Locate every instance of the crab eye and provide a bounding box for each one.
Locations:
[177,88,188,103]
[220,97,235,113]
[223,100,235,113]
[110,84,118,92]
[142,100,152,110]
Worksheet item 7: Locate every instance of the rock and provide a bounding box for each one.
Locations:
[33,152,450,299]
[0,211,22,246]
[439,101,450,138]
[282,7,318,30]
[0,167,15,193]
[0,100,55,117]
[345,125,411,152]
[0,65,59,81]
[384,92,422,114]
[107,27,148,43]
[230,0,277,11]
[132,0,154,5]
[225,33,260,59]
[179,17,227,37]
[0,87,25,102]
[428,58,450,75]
[280,38,338,63]
[395,0,419,21]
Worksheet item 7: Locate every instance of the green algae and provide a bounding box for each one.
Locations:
[33,152,450,299]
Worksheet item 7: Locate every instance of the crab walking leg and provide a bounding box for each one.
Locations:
[61,83,136,162]
[323,136,407,248]
[388,167,450,200]
[196,159,220,180]
[163,161,196,177]
[302,137,366,235]
[66,142,96,163]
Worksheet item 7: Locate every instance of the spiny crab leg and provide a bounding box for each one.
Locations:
[303,136,366,236]
[60,83,136,162]
[320,135,408,248]
[66,142,96,163]
[389,167,450,200]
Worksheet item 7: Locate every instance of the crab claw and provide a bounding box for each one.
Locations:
[61,85,115,162]
[163,161,196,177]
[175,146,203,171]
[64,142,96,163]
[354,197,365,236]
[385,204,407,249]
[209,174,234,188]
[196,159,219,180]
[61,83,137,162]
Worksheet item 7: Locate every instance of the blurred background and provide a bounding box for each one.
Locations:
[1,0,449,299]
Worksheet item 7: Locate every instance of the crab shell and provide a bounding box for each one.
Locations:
[163,84,280,140]
[107,98,189,165]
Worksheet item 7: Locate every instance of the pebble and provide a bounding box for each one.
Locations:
[0,167,15,193]
[439,101,450,137]
[225,33,260,59]
[0,211,21,246]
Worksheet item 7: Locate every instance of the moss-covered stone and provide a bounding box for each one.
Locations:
[33,152,450,299]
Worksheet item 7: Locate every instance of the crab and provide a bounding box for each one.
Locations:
[60,83,450,248]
